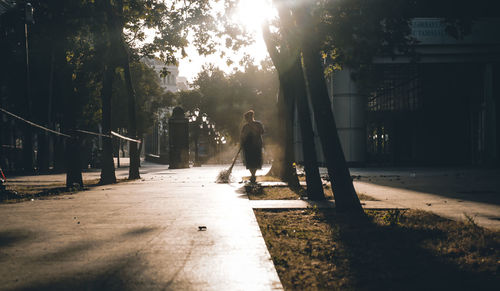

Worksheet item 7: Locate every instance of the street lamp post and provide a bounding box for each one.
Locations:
[188,109,219,166]
[208,123,215,161]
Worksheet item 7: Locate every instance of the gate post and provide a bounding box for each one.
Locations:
[168,107,189,169]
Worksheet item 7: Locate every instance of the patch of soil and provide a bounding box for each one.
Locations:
[255,209,500,290]
[0,178,128,203]
[242,175,283,182]
[245,179,376,201]
[247,186,304,200]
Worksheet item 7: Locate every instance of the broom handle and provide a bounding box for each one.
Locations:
[228,147,242,171]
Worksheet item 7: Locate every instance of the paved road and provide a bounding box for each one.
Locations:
[0,163,282,290]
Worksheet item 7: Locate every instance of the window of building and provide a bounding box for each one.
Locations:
[367,64,422,112]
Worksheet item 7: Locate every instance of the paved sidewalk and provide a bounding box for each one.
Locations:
[347,167,500,230]
[0,164,282,290]
[354,181,500,230]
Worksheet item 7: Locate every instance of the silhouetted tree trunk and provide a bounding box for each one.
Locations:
[297,9,362,212]
[285,56,325,200]
[266,87,300,189]
[122,58,140,179]
[99,0,121,184]
[263,21,324,200]
[107,0,140,180]
[62,76,83,187]
[99,60,117,184]
[65,134,83,188]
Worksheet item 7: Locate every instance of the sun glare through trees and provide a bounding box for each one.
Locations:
[232,0,276,34]
[179,0,277,80]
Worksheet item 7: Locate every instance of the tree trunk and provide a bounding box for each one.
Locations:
[262,25,304,190]
[284,57,325,200]
[263,3,324,199]
[122,58,140,179]
[266,87,300,189]
[301,43,363,212]
[107,0,140,180]
[65,133,83,188]
[99,61,117,184]
[99,0,121,184]
[63,84,83,187]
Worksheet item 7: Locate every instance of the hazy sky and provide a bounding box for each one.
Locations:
[177,0,276,82]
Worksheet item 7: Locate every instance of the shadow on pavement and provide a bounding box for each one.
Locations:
[17,256,139,291]
[121,226,159,237]
[9,226,172,290]
[0,229,34,247]
[32,242,99,263]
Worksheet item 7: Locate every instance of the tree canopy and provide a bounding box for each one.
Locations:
[174,58,279,144]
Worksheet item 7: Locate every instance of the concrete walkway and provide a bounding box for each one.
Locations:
[0,164,282,290]
[354,181,500,230]
[347,167,500,230]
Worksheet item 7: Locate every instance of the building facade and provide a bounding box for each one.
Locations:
[298,18,500,166]
[141,58,179,92]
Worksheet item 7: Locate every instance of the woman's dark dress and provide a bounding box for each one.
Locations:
[240,121,264,169]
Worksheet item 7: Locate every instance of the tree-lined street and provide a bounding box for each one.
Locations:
[1,0,499,289]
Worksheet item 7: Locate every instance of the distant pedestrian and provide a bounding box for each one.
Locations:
[240,110,264,183]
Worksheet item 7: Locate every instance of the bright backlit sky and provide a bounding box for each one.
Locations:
[177,0,276,82]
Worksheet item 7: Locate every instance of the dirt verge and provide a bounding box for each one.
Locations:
[255,208,500,290]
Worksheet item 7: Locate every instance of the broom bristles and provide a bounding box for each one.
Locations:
[216,168,232,183]
[216,147,241,183]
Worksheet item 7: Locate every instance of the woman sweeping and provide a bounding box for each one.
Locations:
[240,110,264,183]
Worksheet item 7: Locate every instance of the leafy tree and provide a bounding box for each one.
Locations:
[177,90,203,113]
[112,61,163,138]
[1,0,251,185]
[98,0,251,182]
[0,1,106,186]
[190,60,279,146]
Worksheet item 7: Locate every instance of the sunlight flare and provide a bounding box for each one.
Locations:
[233,0,277,33]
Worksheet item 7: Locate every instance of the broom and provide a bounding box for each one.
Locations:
[216,147,242,183]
